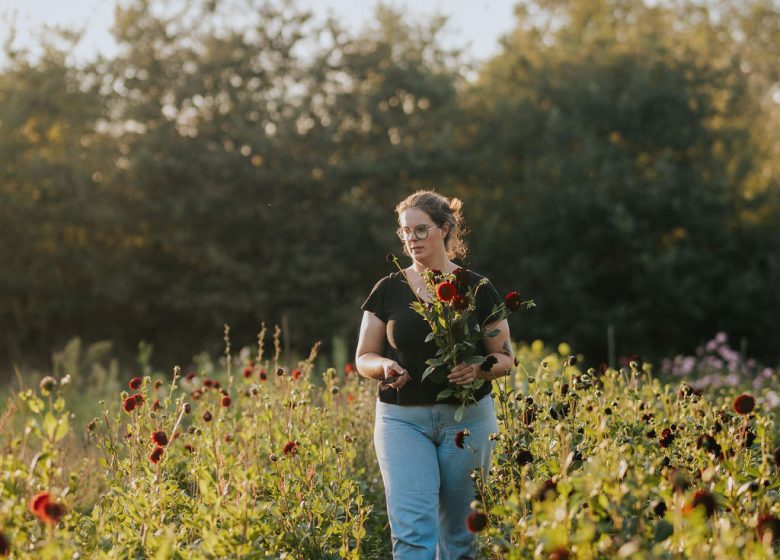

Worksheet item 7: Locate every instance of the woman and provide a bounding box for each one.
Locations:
[355,190,514,559]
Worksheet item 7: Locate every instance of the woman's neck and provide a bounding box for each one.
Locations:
[410,256,454,274]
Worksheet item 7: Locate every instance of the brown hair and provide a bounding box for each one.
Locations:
[395,190,469,260]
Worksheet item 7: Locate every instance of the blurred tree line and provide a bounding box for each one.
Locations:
[1,0,778,377]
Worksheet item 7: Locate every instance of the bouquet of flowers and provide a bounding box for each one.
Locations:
[390,256,534,421]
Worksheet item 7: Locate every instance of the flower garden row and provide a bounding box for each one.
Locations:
[0,339,779,558]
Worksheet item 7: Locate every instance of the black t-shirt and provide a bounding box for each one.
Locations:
[360,269,504,405]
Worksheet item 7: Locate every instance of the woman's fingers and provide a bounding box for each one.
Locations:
[448,364,476,385]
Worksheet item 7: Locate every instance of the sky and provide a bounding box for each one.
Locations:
[0,0,519,66]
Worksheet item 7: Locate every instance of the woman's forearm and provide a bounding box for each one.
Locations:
[477,352,514,381]
[356,352,392,381]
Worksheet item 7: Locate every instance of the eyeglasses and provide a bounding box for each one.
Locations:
[396,224,438,241]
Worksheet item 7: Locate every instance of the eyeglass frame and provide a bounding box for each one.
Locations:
[396,223,440,241]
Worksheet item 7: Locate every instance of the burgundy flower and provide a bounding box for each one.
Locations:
[291,369,302,381]
[283,440,298,457]
[184,444,195,453]
[659,428,675,448]
[276,367,284,377]
[344,363,355,375]
[203,378,214,388]
[221,395,232,408]
[465,511,487,533]
[203,411,212,422]
[480,355,498,373]
[684,489,716,517]
[122,396,136,413]
[773,446,780,467]
[504,291,523,312]
[0,529,9,555]
[454,430,467,449]
[436,281,457,302]
[757,514,780,544]
[29,492,64,526]
[183,403,191,414]
[453,267,470,288]
[733,394,755,415]
[151,431,168,446]
[514,449,533,466]
[452,294,469,311]
[191,390,202,400]
[152,399,161,411]
[133,394,145,407]
[154,379,163,390]
[242,366,253,378]
[259,370,268,381]
[653,500,667,517]
[128,376,142,390]
[184,371,197,381]
[149,446,164,464]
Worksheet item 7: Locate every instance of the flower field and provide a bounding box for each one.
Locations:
[1,333,779,559]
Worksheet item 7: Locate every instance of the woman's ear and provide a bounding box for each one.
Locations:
[441,223,450,238]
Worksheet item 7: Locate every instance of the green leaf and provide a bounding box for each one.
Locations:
[465,355,485,365]
[424,332,436,343]
[653,520,673,542]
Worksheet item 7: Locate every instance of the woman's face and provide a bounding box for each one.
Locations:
[398,208,449,263]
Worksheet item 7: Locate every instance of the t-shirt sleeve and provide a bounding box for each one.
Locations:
[361,276,390,323]
[476,278,504,326]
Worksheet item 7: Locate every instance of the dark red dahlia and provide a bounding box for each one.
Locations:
[149,446,164,464]
[436,281,457,302]
[128,376,142,390]
[465,511,487,533]
[344,363,355,375]
[152,399,161,411]
[276,367,284,377]
[242,366,253,378]
[122,396,136,413]
[221,395,232,408]
[733,394,755,415]
[684,489,716,517]
[259,370,268,381]
[659,428,675,448]
[452,294,469,311]
[504,291,523,312]
[203,411,212,422]
[184,371,196,381]
[133,394,144,407]
[453,267,470,288]
[514,449,533,466]
[151,431,168,446]
[757,514,780,544]
[454,430,467,449]
[283,440,298,457]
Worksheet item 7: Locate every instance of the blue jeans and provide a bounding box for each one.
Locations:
[374,396,498,560]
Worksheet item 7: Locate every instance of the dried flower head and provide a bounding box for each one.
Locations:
[151,431,168,446]
[480,355,498,373]
[39,376,57,394]
[514,449,533,466]
[203,411,212,422]
[221,395,232,408]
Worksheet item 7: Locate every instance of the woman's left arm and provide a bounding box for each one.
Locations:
[478,319,514,380]
[447,319,513,384]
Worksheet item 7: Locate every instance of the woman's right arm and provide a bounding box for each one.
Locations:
[355,311,410,389]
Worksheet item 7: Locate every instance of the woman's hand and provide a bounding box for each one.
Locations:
[448,362,478,385]
[380,360,411,390]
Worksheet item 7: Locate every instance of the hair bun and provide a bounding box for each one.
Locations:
[449,197,463,214]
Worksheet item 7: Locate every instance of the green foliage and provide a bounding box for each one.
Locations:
[1,0,779,374]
